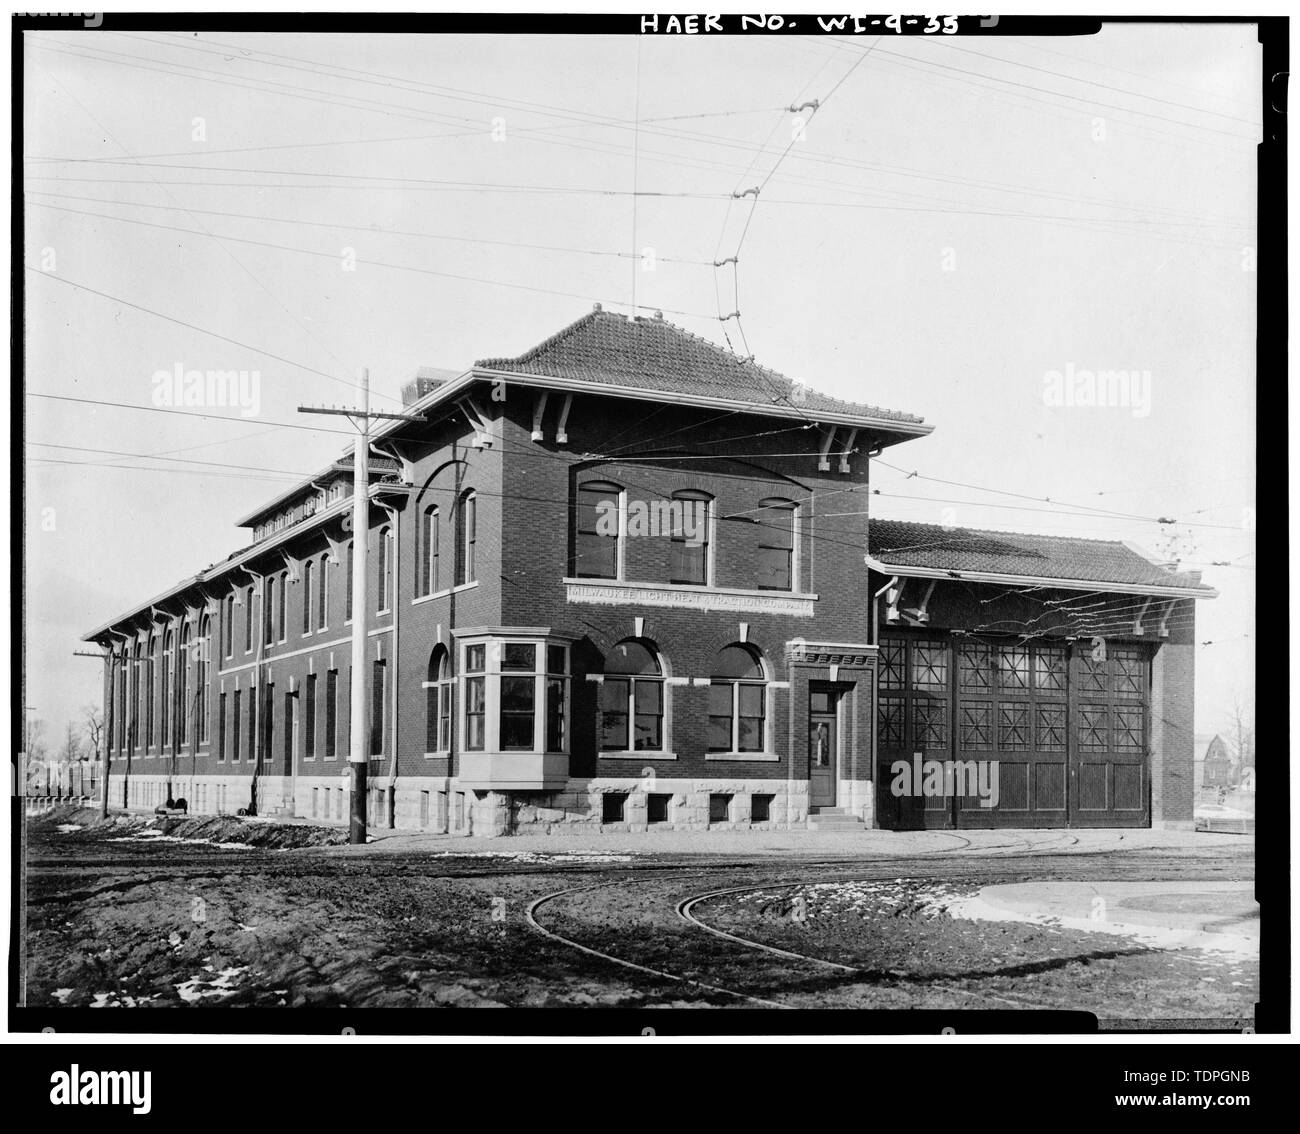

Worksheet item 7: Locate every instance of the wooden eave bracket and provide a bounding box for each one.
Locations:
[456,395,494,448]
[531,390,550,442]
[818,425,838,472]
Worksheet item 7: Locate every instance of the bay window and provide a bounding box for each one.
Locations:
[457,634,572,759]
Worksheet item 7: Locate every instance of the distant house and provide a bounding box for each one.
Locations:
[1239,768,1256,793]
[1203,735,1233,787]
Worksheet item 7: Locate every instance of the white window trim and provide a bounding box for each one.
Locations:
[457,636,571,756]
[411,579,480,607]
[420,676,453,757]
[595,642,673,756]
[707,654,774,758]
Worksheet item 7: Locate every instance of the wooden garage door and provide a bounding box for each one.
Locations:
[1070,642,1150,827]
[876,635,954,829]
[876,633,1151,830]
[952,640,1069,829]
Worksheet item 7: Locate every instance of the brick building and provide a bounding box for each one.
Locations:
[84,307,1215,834]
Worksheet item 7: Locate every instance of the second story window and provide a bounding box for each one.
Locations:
[669,490,712,585]
[456,490,477,586]
[278,570,288,642]
[302,558,313,634]
[574,480,621,579]
[223,593,235,658]
[318,554,329,629]
[420,506,440,596]
[377,525,392,612]
[345,541,354,622]
[264,575,276,646]
[755,498,797,592]
[244,585,254,653]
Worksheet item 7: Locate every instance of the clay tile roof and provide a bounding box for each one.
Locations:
[474,307,924,425]
[868,518,1215,591]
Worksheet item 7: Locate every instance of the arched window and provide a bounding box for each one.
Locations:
[223,593,235,658]
[277,570,288,641]
[345,541,354,621]
[243,585,255,652]
[574,480,621,579]
[178,623,191,746]
[669,490,712,585]
[755,498,798,592]
[318,554,329,629]
[456,490,477,586]
[264,575,276,646]
[302,558,314,634]
[131,641,141,752]
[198,615,211,745]
[377,525,392,612]
[709,644,767,753]
[421,505,440,595]
[425,644,452,753]
[145,633,156,748]
[601,639,665,751]
[161,629,173,749]
[116,649,127,752]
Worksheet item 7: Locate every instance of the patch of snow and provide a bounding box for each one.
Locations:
[945,893,1258,960]
[52,988,73,1003]
[55,824,83,833]
[175,966,248,1003]
[427,850,635,863]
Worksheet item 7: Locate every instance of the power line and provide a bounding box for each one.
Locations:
[28,200,718,320]
[25,267,381,396]
[29,52,386,404]
[26,391,355,435]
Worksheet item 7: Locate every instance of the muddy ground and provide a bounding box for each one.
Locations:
[21,807,1257,1023]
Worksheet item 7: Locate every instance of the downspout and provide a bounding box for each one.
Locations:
[372,439,410,831]
[241,567,266,815]
[379,499,401,829]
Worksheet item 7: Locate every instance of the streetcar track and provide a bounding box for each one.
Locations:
[676,878,1047,1011]
[525,876,794,1009]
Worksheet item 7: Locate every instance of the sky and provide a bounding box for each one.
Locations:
[22,22,1259,751]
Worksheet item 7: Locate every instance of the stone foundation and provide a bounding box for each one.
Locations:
[101,771,870,837]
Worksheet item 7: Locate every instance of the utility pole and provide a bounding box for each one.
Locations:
[300,369,423,845]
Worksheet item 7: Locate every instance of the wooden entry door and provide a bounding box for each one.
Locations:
[809,687,839,808]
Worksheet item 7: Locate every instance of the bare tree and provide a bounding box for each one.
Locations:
[83,704,104,763]
[25,717,48,792]
[1224,692,1255,773]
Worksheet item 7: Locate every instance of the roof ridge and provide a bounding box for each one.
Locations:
[474,307,603,368]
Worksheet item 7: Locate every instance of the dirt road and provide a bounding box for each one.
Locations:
[22,809,1257,1023]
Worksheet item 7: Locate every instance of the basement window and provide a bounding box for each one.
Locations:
[602,793,628,824]
[647,793,671,825]
[751,794,774,823]
[708,793,732,824]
